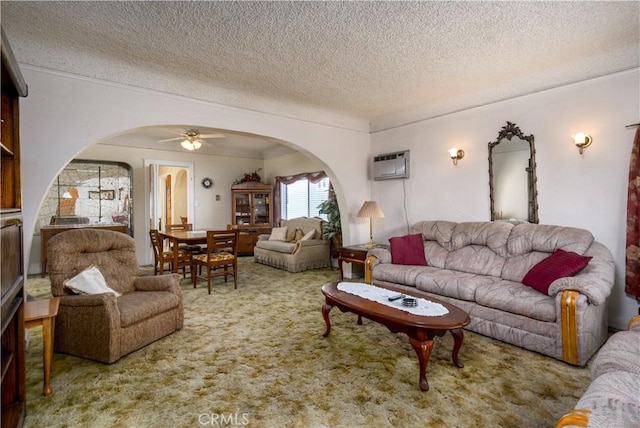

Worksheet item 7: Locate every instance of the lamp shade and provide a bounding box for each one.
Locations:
[357,201,385,219]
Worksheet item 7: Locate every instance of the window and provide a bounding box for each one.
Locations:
[281,177,330,220]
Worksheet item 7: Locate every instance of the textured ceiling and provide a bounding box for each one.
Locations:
[2,1,639,149]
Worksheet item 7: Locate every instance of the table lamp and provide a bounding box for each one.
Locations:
[357,201,385,248]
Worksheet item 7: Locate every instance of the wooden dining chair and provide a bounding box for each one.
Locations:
[149,229,192,276]
[166,223,193,232]
[165,223,203,254]
[192,229,239,294]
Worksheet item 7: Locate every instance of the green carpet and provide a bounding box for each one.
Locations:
[23,258,589,427]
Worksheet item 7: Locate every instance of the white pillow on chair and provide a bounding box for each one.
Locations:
[64,266,121,296]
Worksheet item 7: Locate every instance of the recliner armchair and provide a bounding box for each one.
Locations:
[253,217,330,273]
[48,229,184,363]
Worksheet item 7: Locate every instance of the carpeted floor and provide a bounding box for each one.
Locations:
[23,257,590,427]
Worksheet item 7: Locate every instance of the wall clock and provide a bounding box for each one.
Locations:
[201,177,213,189]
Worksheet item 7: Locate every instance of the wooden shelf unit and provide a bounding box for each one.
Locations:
[1,27,28,428]
[230,182,273,255]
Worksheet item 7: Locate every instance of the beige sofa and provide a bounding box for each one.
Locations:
[557,315,640,427]
[365,220,615,366]
[48,229,184,364]
[254,217,330,273]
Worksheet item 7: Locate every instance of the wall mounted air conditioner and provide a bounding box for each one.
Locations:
[373,150,410,180]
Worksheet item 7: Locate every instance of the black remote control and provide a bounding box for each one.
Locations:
[388,294,405,301]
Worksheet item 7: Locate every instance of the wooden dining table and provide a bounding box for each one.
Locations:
[158,229,207,273]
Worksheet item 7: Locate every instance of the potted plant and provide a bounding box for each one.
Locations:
[317,190,342,258]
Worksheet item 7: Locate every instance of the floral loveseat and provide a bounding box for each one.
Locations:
[364,220,615,366]
[254,217,330,273]
[557,315,640,427]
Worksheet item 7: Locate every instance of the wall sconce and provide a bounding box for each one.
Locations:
[448,148,465,165]
[572,133,592,155]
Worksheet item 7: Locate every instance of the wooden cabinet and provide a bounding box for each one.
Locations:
[227,224,273,256]
[231,182,273,226]
[230,182,273,255]
[1,28,28,428]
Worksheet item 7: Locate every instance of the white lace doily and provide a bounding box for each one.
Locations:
[337,282,449,316]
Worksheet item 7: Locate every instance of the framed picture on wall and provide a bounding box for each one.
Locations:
[89,190,115,200]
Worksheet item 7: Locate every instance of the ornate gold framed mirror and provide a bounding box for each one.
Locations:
[488,121,539,224]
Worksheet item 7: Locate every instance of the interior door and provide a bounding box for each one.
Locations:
[144,160,194,264]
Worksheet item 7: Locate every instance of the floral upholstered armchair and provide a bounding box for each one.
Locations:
[47,229,183,363]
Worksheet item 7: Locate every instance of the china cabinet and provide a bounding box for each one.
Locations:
[1,28,28,428]
[230,182,273,255]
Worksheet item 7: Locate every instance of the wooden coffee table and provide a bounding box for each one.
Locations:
[321,281,470,391]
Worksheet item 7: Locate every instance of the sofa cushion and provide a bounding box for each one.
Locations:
[591,330,640,379]
[254,239,297,254]
[389,234,427,266]
[412,220,456,251]
[415,270,501,302]
[522,249,592,294]
[373,264,438,287]
[118,291,181,327]
[444,222,512,276]
[474,280,556,322]
[422,241,449,269]
[450,222,513,258]
[507,223,594,256]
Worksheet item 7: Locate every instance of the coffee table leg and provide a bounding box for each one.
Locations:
[450,328,465,368]
[322,304,334,337]
[408,337,434,391]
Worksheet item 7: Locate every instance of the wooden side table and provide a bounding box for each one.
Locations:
[25,298,60,396]
[338,244,387,280]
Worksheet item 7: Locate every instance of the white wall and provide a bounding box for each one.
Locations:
[20,67,370,272]
[370,69,640,329]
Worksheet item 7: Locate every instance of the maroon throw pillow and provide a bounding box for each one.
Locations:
[522,249,592,294]
[389,234,427,266]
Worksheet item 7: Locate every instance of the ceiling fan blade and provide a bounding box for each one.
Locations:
[158,137,184,143]
[199,133,225,139]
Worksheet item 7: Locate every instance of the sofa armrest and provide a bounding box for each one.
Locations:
[629,315,640,332]
[548,242,614,306]
[369,247,392,265]
[292,239,327,255]
[257,234,270,241]
[55,292,122,363]
[134,273,181,293]
[548,276,611,306]
[556,409,591,427]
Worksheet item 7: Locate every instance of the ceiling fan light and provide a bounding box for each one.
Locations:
[193,140,202,150]
[181,139,194,150]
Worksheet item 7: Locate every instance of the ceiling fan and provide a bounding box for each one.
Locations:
[159,129,225,151]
